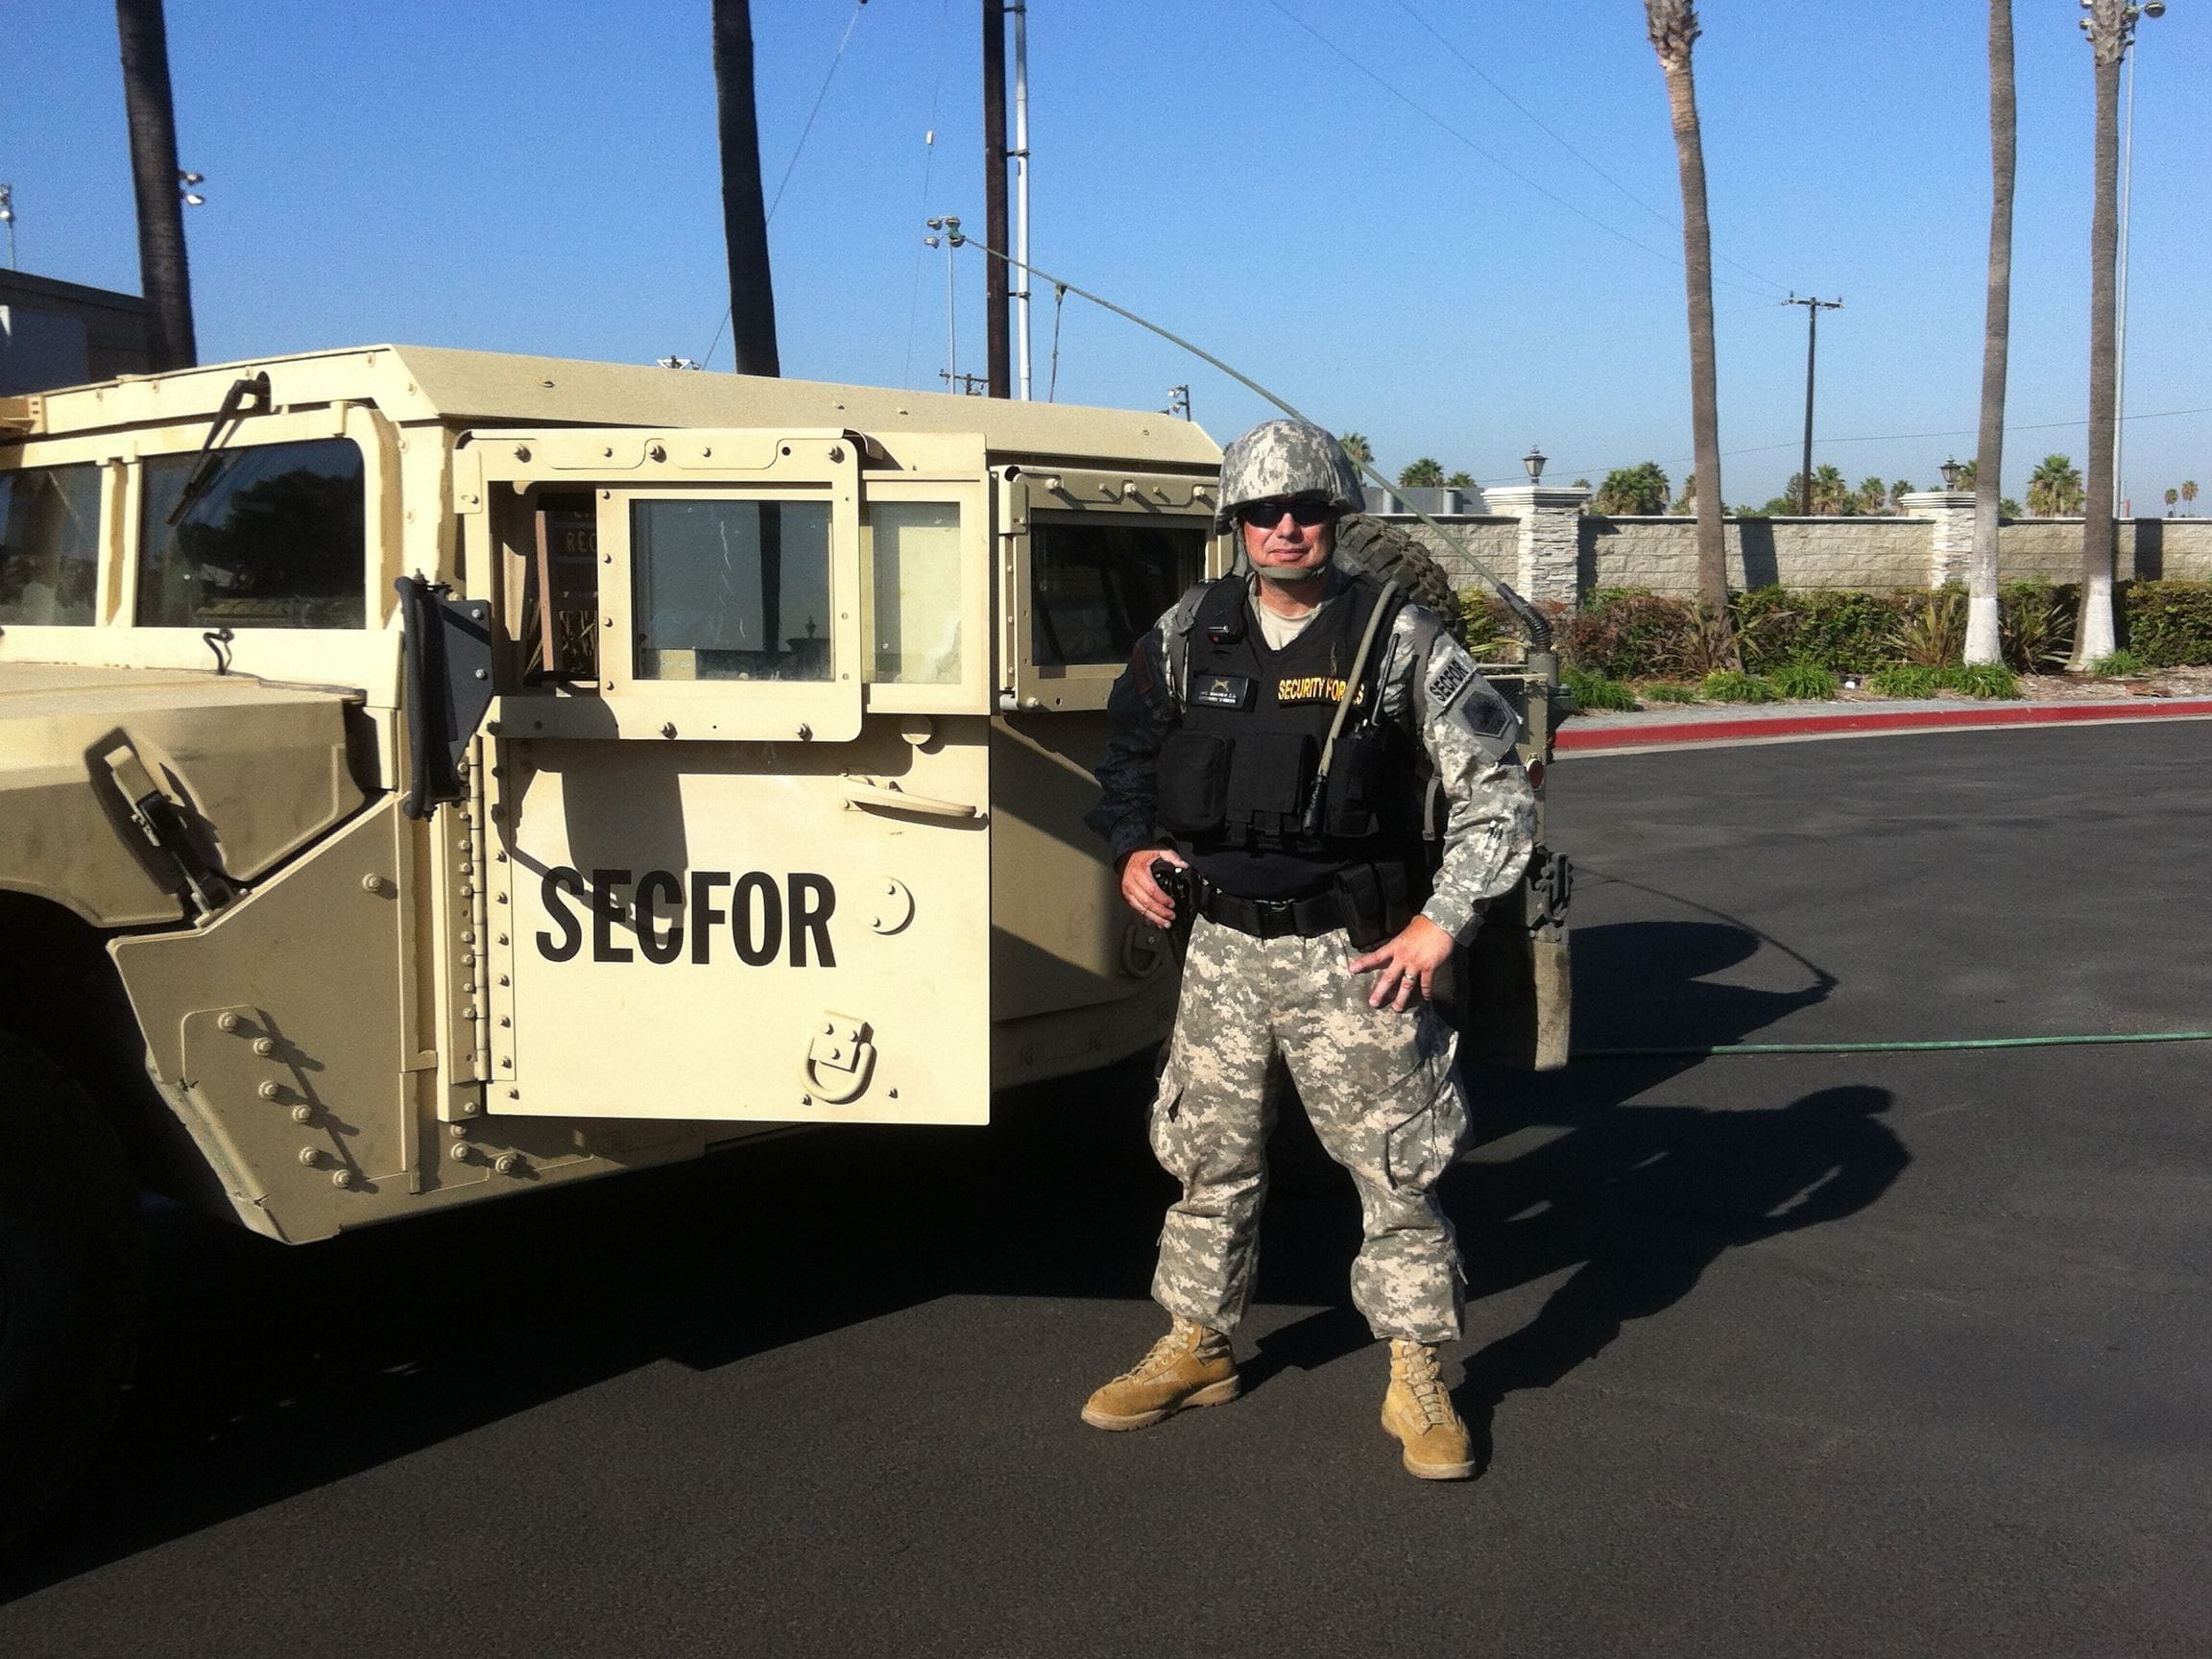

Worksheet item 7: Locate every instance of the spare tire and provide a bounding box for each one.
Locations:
[1331,514,1466,642]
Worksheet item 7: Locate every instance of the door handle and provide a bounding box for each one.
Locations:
[839,777,984,822]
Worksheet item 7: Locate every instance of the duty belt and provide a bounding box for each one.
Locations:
[1199,886,1350,941]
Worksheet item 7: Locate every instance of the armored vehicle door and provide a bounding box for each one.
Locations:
[457,427,993,1126]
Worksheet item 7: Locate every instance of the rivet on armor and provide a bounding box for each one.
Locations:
[361,874,387,895]
[298,1146,322,1166]
[494,1153,523,1175]
[258,1081,280,1100]
[291,1105,314,1124]
[217,1012,241,1033]
[252,1037,276,1056]
[331,1169,355,1190]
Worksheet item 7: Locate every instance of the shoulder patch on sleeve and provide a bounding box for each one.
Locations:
[1426,655,1474,710]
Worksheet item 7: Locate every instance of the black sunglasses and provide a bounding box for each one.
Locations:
[1236,495,1336,528]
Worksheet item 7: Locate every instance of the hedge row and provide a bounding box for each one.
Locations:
[1498,581,2212,679]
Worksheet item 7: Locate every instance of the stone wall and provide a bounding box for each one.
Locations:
[1587,517,1930,594]
[1378,517,1522,591]
[1366,507,2212,601]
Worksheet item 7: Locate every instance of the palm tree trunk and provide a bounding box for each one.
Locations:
[115,0,196,371]
[2073,21,2125,667]
[1965,0,2014,666]
[712,0,781,376]
[1647,4,1728,637]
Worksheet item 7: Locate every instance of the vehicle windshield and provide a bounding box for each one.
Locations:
[137,438,366,629]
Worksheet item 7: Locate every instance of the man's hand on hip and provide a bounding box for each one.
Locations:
[1118,847,1188,930]
[1348,914,1455,1010]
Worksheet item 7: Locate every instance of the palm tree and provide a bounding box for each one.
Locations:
[2027,454,2085,517]
[2164,488,2180,515]
[1856,475,1889,516]
[1398,458,1446,488]
[712,0,780,375]
[1337,432,1375,469]
[114,0,195,370]
[1966,0,2015,665]
[2071,2,2143,667]
[1646,0,1729,631]
[2184,480,2200,514]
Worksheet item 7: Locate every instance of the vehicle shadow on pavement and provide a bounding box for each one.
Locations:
[2,919,1902,1593]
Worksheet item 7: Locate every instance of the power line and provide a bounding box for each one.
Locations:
[1389,0,1791,295]
[1263,0,1786,302]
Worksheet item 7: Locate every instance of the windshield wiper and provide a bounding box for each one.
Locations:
[164,371,272,527]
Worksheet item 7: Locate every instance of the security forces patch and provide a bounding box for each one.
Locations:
[1190,673,1255,710]
[1426,656,1475,710]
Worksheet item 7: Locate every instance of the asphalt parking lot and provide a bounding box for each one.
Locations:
[4,721,2208,1657]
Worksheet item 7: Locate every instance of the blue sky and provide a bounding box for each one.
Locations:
[7,1,2207,508]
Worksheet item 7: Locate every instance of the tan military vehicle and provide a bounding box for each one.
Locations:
[0,346,1565,1544]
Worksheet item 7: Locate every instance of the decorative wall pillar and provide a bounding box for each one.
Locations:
[1902,489,1976,587]
[1483,484,1592,611]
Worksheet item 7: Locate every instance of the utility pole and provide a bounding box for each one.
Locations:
[1783,293,1841,514]
[1009,0,1033,399]
[981,0,1011,398]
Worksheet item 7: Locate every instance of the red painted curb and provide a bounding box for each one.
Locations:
[1557,697,2212,753]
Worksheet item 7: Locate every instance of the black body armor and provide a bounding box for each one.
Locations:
[1155,574,1418,904]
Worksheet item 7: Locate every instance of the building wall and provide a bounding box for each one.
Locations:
[0,270,155,394]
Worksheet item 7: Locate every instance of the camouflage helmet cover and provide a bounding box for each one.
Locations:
[1214,419,1365,531]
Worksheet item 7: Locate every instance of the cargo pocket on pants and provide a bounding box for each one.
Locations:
[1147,1056,1193,1180]
[1380,1051,1466,1193]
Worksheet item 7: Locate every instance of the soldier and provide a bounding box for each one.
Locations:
[1081,420,1535,1479]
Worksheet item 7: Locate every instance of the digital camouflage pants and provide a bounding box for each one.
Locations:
[1149,915,1470,1344]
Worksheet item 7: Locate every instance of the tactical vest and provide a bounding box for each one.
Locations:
[1155,574,1414,900]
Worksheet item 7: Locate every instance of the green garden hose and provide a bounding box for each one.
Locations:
[1575,1031,2212,1060]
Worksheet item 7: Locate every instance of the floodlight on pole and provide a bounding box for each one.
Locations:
[178,168,205,207]
[0,183,14,268]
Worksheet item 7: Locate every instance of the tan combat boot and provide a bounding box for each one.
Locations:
[1381,1338,1475,1480]
[1081,1316,1239,1431]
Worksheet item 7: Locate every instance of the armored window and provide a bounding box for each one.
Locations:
[1030,515,1206,667]
[0,464,101,626]
[138,438,366,629]
[869,501,963,685]
[632,498,834,682]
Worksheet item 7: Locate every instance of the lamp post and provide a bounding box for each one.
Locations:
[1939,457,1964,491]
[924,216,961,392]
[0,184,14,268]
[1523,445,1547,485]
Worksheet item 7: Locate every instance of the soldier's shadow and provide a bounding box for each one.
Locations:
[1242,916,1908,1452]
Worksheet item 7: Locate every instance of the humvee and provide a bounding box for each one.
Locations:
[0,346,1566,1543]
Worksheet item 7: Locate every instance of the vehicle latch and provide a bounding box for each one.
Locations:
[804,1014,877,1105]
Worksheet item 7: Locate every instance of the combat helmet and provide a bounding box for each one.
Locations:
[1214,420,1365,532]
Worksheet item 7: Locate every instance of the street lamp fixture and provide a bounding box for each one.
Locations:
[1523,445,1547,484]
[178,169,205,207]
[1939,457,1963,490]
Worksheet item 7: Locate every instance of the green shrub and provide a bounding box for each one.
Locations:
[1640,681,1701,704]
[1563,590,1703,681]
[1891,587,1968,666]
[2000,579,2074,672]
[1768,660,1839,700]
[1947,661,2021,699]
[1563,667,1639,712]
[1699,669,1777,704]
[2121,580,2212,667]
[1868,663,1942,697]
[1732,587,1908,675]
[2089,648,2147,676]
